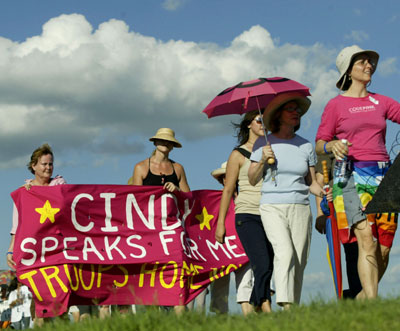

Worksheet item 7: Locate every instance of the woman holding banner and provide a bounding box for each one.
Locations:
[7,143,66,326]
[315,45,400,299]
[215,110,274,314]
[131,128,190,193]
[7,143,65,270]
[131,128,190,314]
[248,92,326,310]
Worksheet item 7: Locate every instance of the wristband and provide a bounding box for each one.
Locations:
[323,142,329,154]
[7,251,13,255]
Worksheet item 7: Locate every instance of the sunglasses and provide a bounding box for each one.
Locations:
[282,106,301,113]
[254,116,263,123]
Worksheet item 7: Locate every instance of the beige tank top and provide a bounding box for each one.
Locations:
[234,145,262,215]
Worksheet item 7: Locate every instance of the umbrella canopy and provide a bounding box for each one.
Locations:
[202,77,310,118]
[321,160,343,299]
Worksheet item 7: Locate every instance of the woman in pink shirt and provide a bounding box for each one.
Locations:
[315,45,400,299]
[7,144,65,270]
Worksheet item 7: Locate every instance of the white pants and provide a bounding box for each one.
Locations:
[210,263,253,313]
[260,203,312,305]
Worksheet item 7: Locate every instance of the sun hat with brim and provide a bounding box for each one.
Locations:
[336,45,379,90]
[263,92,311,131]
[211,161,227,180]
[149,128,182,148]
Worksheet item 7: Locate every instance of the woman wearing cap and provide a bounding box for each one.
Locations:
[316,45,400,299]
[248,92,326,310]
[131,128,190,193]
[215,110,274,314]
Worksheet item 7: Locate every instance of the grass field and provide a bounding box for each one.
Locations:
[38,297,400,331]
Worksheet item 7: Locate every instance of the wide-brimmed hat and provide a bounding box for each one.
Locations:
[336,45,379,90]
[263,92,311,131]
[149,128,182,148]
[211,161,227,180]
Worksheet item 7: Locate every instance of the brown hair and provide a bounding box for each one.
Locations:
[27,143,54,174]
[232,109,261,146]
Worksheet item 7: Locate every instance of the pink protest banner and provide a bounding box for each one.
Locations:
[11,185,249,317]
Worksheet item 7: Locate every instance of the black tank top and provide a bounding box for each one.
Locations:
[142,158,180,187]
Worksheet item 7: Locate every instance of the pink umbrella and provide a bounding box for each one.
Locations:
[202,77,310,118]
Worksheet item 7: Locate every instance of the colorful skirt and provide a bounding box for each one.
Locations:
[333,160,398,247]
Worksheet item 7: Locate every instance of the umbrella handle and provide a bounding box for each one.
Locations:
[322,160,329,186]
[257,96,275,165]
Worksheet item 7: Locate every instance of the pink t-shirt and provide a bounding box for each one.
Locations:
[316,93,400,161]
[10,175,66,234]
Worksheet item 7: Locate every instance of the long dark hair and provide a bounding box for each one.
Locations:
[232,109,260,146]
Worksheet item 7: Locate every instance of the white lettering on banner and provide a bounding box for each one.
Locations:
[63,237,79,261]
[161,193,181,230]
[224,236,246,258]
[41,237,58,263]
[186,238,206,262]
[181,198,195,229]
[159,230,176,255]
[104,236,126,260]
[83,237,105,261]
[126,194,155,230]
[20,238,37,266]
[71,193,94,232]
[19,236,149,266]
[100,193,118,232]
[206,240,232,261]
[126,235,147,258]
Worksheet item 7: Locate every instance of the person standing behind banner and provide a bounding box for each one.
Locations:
[249,92,326,310]
[315,45,400,299]
[314,153,362,299]
[6,143,66,327]
[131,128,191,314]
[7,143,66,270]
[215,109,274,314]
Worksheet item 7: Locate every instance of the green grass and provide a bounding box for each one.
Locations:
[38,297,400,331]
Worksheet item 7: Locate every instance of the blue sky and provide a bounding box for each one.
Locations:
[1,0,400,310]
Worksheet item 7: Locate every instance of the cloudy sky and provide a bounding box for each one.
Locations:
[1,0,400,309]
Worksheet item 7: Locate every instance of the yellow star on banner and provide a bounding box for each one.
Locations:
[195,206,214,231]
[35,200,60,224]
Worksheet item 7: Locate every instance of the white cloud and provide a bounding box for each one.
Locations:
[303,271,331,289]
[162,0,187,11]
[378,57,398,76]
[0,14,338,168]
[344,30,369,43]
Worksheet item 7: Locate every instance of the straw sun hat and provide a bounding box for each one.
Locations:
[263,92,311,132]
[149,128,182,148]
[211,161,227,180]
[335,45,379,91]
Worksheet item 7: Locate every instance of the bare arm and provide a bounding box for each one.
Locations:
[316,139,351,159]
[215,151,242,243]
[177,164,190,193]
[131,161,146,185]
[7,234,16,270]
[248,144,274,186]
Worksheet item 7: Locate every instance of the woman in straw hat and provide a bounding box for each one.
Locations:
[248,92,326,310]
[131,128,190,193]
[130,128,189,314]
[215,110,274,314]
[315,45,400,299]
